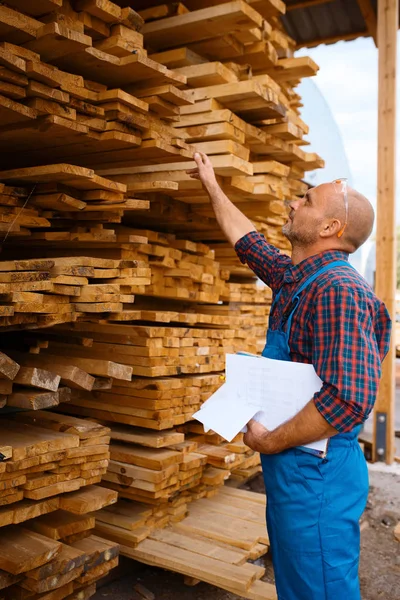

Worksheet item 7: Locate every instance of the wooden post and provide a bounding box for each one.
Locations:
[374,0,398,463]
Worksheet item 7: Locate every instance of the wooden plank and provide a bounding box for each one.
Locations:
[217,487,266,505]
[356,0,377,45]
[75,0,122,23]
[0,5,42,45]
[0,526,61,574]
[6,389,60,410]
[108,425,184,448]
[59,485,117,514]
[150,47,206,68]
[55,48,185,88]
[21,564,84,593]
[122,538,256,593]
[110,444,182,470]
[9,353,95,390]
[374,0,398,463]
[4,0,63,16]
[0,419,79,460]
[24,22,92,62]
[175,509,268,550]
[175,62,238,87]
[142,1,263,51]
[13,367,60,391]
[70,534,119,571]
[13,410,109,439]
[0,94,37,126]
[0,351,20,380]
[26,510,95,540]
[149,528,248,565]
[95,501,152,531]
[20,353,132,380]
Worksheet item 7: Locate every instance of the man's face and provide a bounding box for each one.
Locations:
[282,187,327,246]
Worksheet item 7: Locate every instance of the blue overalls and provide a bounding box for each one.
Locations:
[261,261,369,600]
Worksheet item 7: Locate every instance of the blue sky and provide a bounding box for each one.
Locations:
[297,34,400,222]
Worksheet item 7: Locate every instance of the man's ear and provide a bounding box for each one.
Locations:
[320,219,341,238]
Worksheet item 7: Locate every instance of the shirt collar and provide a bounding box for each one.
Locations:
[283,250,350,284]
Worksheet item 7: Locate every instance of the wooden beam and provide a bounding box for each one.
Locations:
[296,30,368,49]
[287,0,334,10]
[374,0,398,463]
[356,0,378,45]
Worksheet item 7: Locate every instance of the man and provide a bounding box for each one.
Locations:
[188,152,391,600]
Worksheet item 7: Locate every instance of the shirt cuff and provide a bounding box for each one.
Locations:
[313,389,362,434]
[234,231,266,265]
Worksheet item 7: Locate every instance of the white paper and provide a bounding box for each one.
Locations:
[194,353,327,452]
[192,383,256,442]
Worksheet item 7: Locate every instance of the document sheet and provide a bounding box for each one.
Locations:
[193,353,327,452]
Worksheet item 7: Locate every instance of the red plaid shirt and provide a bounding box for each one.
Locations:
[235,232,392,432]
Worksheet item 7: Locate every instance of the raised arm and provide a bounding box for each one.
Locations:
[187,152,291,291]
[187,152,256,246]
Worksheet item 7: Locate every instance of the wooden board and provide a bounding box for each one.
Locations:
[142,2,262,51]
[0,526,61,574]
[59,485,117,514]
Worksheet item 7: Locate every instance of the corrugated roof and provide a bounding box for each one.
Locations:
[281,0,378,48]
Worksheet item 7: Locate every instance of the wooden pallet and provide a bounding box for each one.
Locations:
[117,487,276,600]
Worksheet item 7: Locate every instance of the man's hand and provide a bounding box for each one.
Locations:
[244,400,338,455]
[186,151,256,247]
[186,152,218,192]
[243,419,270,453]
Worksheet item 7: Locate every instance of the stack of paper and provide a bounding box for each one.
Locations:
[193,354,326,452]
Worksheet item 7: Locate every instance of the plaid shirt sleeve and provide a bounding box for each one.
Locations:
[235,231,292,291]
[311,285,387,432]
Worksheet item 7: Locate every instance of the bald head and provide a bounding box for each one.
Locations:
[320,182,375,253]
[283,182,375,259]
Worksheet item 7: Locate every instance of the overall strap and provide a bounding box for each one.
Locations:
[285,260,353,336]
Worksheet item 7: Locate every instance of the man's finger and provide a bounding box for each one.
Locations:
[199,151,209,164]
[193,152,203,166]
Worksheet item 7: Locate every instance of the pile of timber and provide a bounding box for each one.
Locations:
[0,0,323,597]
[102,487,277,600]
[0,528,119,600]
[0,410,119,600]
[0,342,132,409]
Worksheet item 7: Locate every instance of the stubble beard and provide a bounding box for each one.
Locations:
[282,221,320,247]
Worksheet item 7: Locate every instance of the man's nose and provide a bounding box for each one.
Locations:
[285,198,298,210]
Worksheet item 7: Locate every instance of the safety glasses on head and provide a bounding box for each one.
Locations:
[332,178,348,238]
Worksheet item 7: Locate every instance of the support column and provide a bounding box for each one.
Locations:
[374,0,398,463]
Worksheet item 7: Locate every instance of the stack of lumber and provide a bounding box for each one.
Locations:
[0,164,150,241]
[0,412,112,507]
[0,342,132,408]
[0,527,119,600]
[0,0,324,596]
[181,424,263,487]
[0,412,118,600]
[101,486,277,600]
[0,14,191,171]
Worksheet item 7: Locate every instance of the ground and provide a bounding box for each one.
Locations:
[94,466,400,600]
